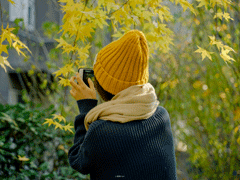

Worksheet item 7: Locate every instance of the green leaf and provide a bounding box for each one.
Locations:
[39,162,49,171]
[14,18,24,26]
[0,112,18,126]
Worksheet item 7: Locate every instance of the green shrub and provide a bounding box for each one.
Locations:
[0,103,89,180]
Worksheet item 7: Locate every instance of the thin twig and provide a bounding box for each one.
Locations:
[61,0,89,115]
[88,0,130,21]
[69,0,89,62]
[108,0,130,17]
[90,0,97,8]
[60,0,129,115]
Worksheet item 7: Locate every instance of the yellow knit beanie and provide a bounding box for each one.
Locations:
[93,29,149,95]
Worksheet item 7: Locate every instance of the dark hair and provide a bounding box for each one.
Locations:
[93,76,115,102]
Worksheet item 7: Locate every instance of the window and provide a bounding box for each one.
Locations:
[9,0,35,31]
[8,71,56,104]
[28,0,35,30]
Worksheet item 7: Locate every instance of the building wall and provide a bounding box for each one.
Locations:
[0,0,61,105]
[0,67,10,105]
[36,0,61,36]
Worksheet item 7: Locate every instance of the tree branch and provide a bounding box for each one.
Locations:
[69,0,89,62]
[107,0,130,17]
[61,0,89,115]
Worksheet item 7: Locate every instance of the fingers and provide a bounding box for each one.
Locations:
[69,76,78,89]
[88,78,95,90]
[75,72,87,88]
[69,74,96,100]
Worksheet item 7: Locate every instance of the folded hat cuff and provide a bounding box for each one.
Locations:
[94,61,148,95]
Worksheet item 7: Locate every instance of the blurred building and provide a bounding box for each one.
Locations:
[0,2,193,178]
[0,0,63,105]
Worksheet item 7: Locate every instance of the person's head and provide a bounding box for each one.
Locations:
[93,75,114,101]
[93,29,149,102]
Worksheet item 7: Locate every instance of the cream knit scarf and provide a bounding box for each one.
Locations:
[84,83,160,131]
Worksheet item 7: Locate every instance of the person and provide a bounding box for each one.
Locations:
[68,29,177,180]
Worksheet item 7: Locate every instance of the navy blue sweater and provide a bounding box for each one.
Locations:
[68,99,177,180]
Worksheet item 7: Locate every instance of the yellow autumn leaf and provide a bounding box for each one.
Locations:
[58,144,65,150]
[55,37,68,49]
[55,37,76,54]
[237,137,240,145]
[158,10,165,23]
[80,11,96,18]
[202,89,210,97]
[214,41,224,51]
[112,30,124,39]
[111,20,117,32]
[53,64,74,78]
[18,155,29,161]
[194,18,200,25]
[68,16,78,32]
[194,69,199,75]
[220,48,235,63]
[95,18,108,29]
[0,44,8,55]
[234,107,240,121]
[191,95,196,100]
[0,56,14,72]
[158,5,173,23]
[223,45,236,53]
[219,92,226,99]
[28,69,34,76]
[214,12,233,21]
[59,77,71,87]
[193,81,202,89]
[179,0,197,15]
[161,81,168,90]
[169,79,179,89]
[76,24,95,41]
[210,0,232,7]
[234,126,239,134]
[209,0,216,7]
[2,23,15,32]
[42,118,55,127]
[7,0,16,5]
[52,114,66,123]
[145,32,157,42]
[13,39,32,56]
[195,46,214,61]
[0,24,32,59]
[214,43,223,51]
[63,123,74,133]
[54,121,64,130]
[222,12,233,21]
[12,41,26,57]
[77,43,91,61]
[196,0,209,9]
[1,26,13,44]
[214,12,223,20]
[209,35,216,44]
[208,36,225,51]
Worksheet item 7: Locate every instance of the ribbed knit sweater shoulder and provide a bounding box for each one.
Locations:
[68,99,177,180]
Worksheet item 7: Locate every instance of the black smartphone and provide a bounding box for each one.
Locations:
[78,68,94,87]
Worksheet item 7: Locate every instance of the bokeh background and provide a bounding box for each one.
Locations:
[0,0,239,179]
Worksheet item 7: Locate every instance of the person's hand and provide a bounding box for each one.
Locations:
[69,72,97,101]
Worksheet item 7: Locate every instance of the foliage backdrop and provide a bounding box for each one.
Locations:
[0,0,239,179]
